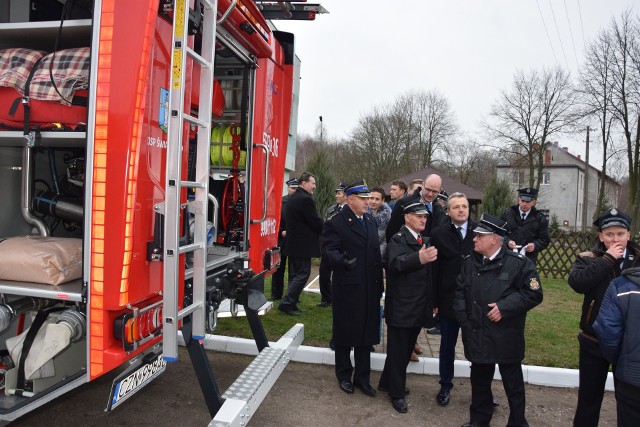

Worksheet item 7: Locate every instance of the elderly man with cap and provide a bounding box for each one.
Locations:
[568,208,640,427]
[500,187,550,265]
[454,214,543,427]
[317,182,348,308]
[322,181,384,397]
[378,201,438,414]
[271,178,298,300]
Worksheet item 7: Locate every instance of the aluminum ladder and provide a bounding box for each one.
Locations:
[162,0,217,362]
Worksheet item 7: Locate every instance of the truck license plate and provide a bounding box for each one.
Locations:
[106,350,166,411]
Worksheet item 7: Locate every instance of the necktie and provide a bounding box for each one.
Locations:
[522,213,526,221]
[483,257,489,266]
[457,226,464,240]
[359,217,366,230]
[427,202,432,214]
[417,236,423,245]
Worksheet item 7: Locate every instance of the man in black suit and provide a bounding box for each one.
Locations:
[270,177,298,300]
[379,201,438,413]
[385,174,446,242]
[500,187,550,265]
[278,172,323,315]
[430,192,476,406]
[322,181,384,397]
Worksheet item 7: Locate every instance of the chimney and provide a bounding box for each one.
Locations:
[563,147,568,151]
[544,149,552,165]
[577,155,581,160]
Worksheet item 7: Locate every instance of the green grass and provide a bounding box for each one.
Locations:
[523,277,582,368]
[215,275,585,369]
[215,273,333,348]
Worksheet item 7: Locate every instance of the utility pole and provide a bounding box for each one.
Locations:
[581,126,591,232]
[319,115,323,143]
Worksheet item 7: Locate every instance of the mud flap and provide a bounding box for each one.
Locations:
[106,345,166,411]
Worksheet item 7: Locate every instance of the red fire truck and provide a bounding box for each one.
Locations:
[0,0,325,423]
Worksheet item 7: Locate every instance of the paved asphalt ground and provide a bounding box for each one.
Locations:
[11,348,616,426]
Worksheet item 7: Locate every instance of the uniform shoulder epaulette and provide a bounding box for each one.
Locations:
[463,254,471,260]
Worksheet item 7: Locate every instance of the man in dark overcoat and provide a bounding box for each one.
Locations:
[278,172,323,315]
[317,182,348,307]
[378,201,437,414]
[322,181,383,397]
[271,177,298,300]
[430,192,476,406]
[500,187,550,265]
[454,214,543,427]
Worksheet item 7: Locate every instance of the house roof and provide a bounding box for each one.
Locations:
[381,166,484,202]
[497,143,620,187]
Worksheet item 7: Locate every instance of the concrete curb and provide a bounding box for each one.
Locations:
[198,334,615,391]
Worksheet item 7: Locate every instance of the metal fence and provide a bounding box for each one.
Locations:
[536,230,598,280]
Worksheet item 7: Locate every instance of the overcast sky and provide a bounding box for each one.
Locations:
[275,0,639,166]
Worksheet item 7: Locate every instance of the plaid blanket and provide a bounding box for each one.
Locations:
[0,47,90,106]
[0,48,46,93]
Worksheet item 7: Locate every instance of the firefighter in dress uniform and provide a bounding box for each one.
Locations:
[322,181,384,397]
[378,201,437,414]
[454,214,543,427]
[500,187,550,265]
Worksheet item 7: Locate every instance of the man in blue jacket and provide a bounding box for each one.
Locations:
[594,268,640,426]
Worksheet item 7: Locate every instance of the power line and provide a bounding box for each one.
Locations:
[535,0,559,66]
[577,0,587,53]
[548,0,570,70]
[563,0,581,69]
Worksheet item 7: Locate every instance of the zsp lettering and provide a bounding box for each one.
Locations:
[260,218,277,237]
[147,136,167,149]
[262,132,279,157]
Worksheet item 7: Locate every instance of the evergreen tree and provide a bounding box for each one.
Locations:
[481,176,513,217]
[305,147,335,217]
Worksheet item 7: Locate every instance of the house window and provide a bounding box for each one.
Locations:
[512,171,525,185]
[541,171,551,185]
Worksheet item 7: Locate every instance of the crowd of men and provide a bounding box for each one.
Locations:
[273,171,638,426]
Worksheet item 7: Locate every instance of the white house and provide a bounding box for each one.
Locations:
[497,142,621,231]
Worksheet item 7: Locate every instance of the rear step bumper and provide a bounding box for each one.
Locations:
[209,323,303,426]
[178,323,303,426]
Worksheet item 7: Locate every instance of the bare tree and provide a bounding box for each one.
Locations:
[577,26,618,220]
[485,67,579,190]
[608,10,640,232]
[402,90,458,168]
[434,136,500,190]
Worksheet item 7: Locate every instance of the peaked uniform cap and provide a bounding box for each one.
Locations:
[593,208,631,230]
[473,213,508,236]
[403,201,429,215]
[518,187,538,202]
[344,180,371,197]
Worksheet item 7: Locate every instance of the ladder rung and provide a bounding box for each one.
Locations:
[180,180,206,189]
[178,301,204,320]
[178,242,205,254]
[201,0,213,10]
[183,114,208,128]
[186,46,212,69]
